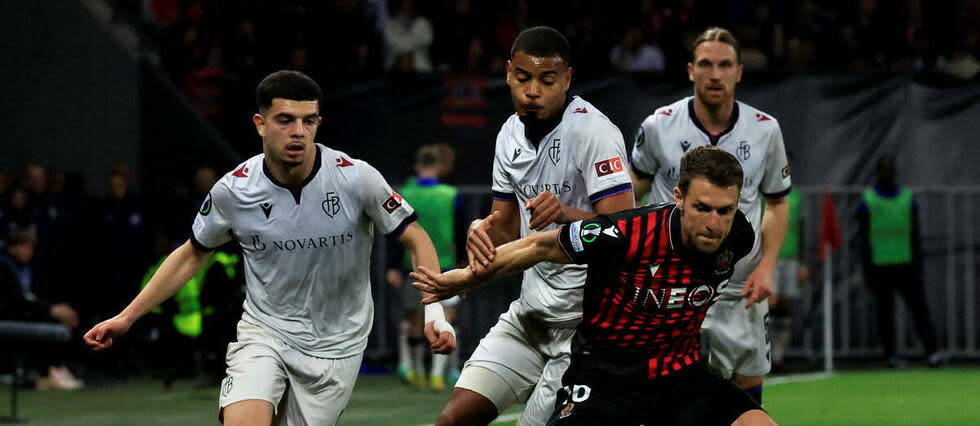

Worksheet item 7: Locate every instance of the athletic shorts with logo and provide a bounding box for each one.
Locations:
[218,320,363,426]
[456,300,576,425]
[701,292,771,379]
[547,362,761,425]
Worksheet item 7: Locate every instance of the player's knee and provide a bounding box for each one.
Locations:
[733,374,763,390]
[731,409,776,426]
[437,390,499,426]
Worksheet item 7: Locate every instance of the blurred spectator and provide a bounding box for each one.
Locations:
[0,228,83,390]
[609,27,665,72]
[384,0,434,73]
[857,155,945,368]
[98,169,148,318]
[1,188,39,237]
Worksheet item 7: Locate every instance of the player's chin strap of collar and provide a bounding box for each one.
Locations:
[424,303,456,337]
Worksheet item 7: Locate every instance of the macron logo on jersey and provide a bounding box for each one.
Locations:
[658,109,673,116]
[755,113,772,122]
[594,157,624,177]
[232,165,249,177]
[336,157,354,167]
[574,107,588,114]
[382,192,404,214]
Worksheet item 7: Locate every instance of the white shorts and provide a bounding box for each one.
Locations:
[218,320,363,426]
[773,259,802,299]
[701,294,771,379]
[456,301,575,426]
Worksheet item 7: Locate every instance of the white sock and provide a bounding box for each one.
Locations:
[412,343,426,376]
[397,320,412,371]
[431,353,448,378]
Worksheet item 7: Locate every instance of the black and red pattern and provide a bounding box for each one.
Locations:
[558,203,753,383]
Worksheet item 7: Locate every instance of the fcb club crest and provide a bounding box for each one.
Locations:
[322,192,341,217]
[548,138,561,165]
[736,141,751,161]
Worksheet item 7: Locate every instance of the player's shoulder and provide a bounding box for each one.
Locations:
[641,97,689,129]
[320,144,382,185]
[213,153,265,197]
[736,100,781,130]
[727,209,756,254]
[565,96,615,130]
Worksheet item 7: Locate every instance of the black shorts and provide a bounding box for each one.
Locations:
[547,364,762,426]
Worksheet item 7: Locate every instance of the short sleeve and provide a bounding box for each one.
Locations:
[575,117,633,204]
[359,162,418,238]
[760,123,791,198]
[558,215,628,264]
[491,130,516,202]
[630,119,661,180]
[191,184,233,251]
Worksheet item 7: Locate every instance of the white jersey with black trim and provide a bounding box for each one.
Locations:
[492,96,632,323]
[191,144,416,358]
[631,97,791,290]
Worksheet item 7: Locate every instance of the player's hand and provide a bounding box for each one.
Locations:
[411,266,475,303]
[466,211,500,270]
[83,315,133,351]
[49,303,79,329]
[526,190,567,230]
[424,320,456,354]
[742,265,774,308]
[386,269,403,288]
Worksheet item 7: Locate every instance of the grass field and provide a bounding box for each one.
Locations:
[1,368,977,425]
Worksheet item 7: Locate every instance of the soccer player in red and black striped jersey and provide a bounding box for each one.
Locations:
[413,146,775,425]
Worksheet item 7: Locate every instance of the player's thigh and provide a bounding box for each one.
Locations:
[219,322,289,421]
[222,399,274,426]
[702,295,771,378]
[459,304,547,409]
[522,328,575,426]
[280,350,363,426]
[664,367,764,426]
[437,386,501,426]
[546,376,643,426]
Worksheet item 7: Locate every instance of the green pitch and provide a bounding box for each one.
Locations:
[1,369,977,425]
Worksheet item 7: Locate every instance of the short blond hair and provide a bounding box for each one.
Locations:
[691,27,740,63]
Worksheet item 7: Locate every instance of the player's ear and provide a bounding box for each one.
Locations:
[687,62,695,82]
[673,186,683,206]
[505,60,514,85]
[736,62,743,83]
[564,66,573,91]
[252,113,266,137]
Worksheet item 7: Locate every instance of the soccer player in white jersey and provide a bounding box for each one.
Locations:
[83,70,457,426]
[435,27,634,426]
[630,27,791,405]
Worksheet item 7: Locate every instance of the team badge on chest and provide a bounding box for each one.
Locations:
[322,192,341,217]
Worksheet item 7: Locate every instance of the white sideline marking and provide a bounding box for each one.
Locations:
[765,372,833,386]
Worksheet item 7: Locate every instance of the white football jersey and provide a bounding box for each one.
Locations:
[492,96,633,323]
[631,97,791,289]
[191,144,416,357]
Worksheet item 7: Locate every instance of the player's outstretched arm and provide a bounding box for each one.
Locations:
[466,200,520,269]
[398,222,457,354]
[84,240,212,350]
[413,229,570,302]
[743,195,789,307]
[526,189,634,230]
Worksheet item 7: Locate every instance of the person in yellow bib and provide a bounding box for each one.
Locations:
[857,155,944,368]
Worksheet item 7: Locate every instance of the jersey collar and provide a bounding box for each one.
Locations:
[262,145,322,203]
[687,98,739,146]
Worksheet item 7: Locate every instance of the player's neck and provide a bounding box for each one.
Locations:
[266,156,316,188]
[692,98,735,135]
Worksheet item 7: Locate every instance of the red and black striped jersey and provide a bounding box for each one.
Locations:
[557,203,753,383]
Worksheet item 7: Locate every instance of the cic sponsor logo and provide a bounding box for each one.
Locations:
[594,157,624,177]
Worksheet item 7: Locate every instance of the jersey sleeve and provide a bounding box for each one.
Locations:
[629,117,661,180]
[358,162,418,238]
[576,117,633,204]
[190,182,233,251]
[557,215,628,264]
[730,210,757,261]
[490,129,517,202]
[760,122,792,198]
